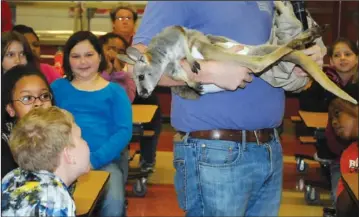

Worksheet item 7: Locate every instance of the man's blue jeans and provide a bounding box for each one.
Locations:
[173,129,283,217]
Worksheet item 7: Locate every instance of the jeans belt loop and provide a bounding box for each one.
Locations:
[273,128,279,141]
[242,130,247,151]
[253,130,260,145]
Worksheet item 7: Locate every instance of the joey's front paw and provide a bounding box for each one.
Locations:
[200,84,226,94]
[191,82,204,94]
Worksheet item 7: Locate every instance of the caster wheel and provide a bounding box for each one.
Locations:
[304,185,320,205]
[296,158,308,173]
[296,178,305,191]
[132,178,147,197]
[323,207,336,217]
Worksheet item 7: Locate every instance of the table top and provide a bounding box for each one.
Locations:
[132,105,158,124]
[73,170,110,216]
[342,173,358,200]
[298,110,328,129]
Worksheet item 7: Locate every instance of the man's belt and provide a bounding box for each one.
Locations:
[179,129,275,144]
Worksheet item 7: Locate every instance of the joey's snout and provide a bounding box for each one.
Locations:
[139,88,151,98]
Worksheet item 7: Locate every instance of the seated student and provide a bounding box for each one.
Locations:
[299,38,358,206]
[1,31,34,73]
[1,106,90,217]
[299,38,358,112]
[98,32,136,102]
[336,143,359,217]
[51,31,132,217]
[328,85,359,217]
[12,24,61,84]
[1,64,55,179]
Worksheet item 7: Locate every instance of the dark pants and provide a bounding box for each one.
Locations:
[133,93,162,166]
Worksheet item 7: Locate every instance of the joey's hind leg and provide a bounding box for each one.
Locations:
[186,81,203,94]
[171,86,200,100]
[206,34,239,45]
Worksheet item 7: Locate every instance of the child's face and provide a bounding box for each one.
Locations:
[6,75,53,119]
[103,38,126,70]
[330,99,358,140]
[104,38,126,56]
[2,41,28,72]
[112,9,135,37]
[330,42,358,74]
[69,40,101,79]
[23,33,41,59]
[69,123,90,175]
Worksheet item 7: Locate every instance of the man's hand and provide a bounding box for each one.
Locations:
[107,50,124,72]
[179,44,253,90]
[293,44,325,77]
[180,59,253,90]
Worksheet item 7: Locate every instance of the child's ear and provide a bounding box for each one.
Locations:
[5,104,16,118]
[63,147,76,165]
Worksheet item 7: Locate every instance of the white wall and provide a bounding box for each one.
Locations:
[16,5,111,32]
[15,2,143,33]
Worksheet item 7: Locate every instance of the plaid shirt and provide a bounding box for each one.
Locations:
[1,168,76,217]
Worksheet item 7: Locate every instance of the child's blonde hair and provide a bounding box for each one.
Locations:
[10,106,75,172]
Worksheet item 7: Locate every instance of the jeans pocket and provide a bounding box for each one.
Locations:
[173,159,187,211]
[198,140,242,167]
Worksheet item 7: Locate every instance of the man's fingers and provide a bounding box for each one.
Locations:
[243,73,253,83]
[238,82,247,89]
[237,74,252,89]
[301,44,324,67]
[301,44,322,56]
[293,66,308,77]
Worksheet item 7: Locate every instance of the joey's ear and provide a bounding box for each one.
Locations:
[117,54,136,65]
[126,47,144,62]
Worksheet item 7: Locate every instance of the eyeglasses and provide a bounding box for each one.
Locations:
[12,92,53,105]
[116,16,133,21]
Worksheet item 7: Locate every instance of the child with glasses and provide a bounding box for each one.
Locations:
[110,4,138,44]
[2,106,90,217]
[1,64,54,179]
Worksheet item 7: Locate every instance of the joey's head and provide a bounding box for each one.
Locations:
[117,47,163,98]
